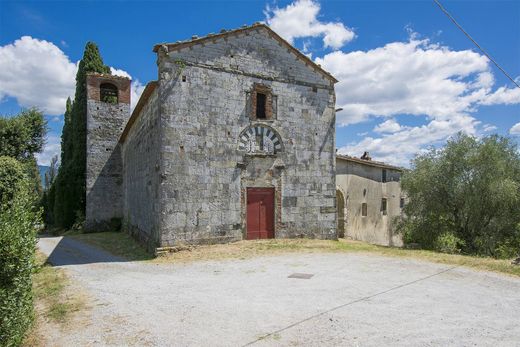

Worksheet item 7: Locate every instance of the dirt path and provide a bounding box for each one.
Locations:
[38,235,520,346]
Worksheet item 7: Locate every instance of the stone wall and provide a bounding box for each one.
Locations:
[85,74,131,231]
[153,26,337,247]
[336,159,403,246]
[121,88,162,250]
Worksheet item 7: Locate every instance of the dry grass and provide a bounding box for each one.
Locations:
[22,252,87,346]
[65,230,520,277]
[155,239,520,277]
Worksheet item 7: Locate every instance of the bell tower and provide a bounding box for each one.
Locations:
[85,73,131,231]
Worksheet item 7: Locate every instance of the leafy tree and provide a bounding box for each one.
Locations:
[0,109,46,160]
[53,42,110,228]
[399,133,520,258]
[0,109,46,198]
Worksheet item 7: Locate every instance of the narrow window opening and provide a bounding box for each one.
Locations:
[181,75,187,82]
[100,83,118,104]
[361,203,367,217]
[256,92,266,119]
[381,198,387,215]
[400,198,405,209]
[312,86,318,93]
[382,169,387,183]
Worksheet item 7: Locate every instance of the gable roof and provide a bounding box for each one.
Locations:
[153,23,338,84]
[119,81,158,143]
[336,154,404,172]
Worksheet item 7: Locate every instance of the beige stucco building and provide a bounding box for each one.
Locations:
[336,154,404,246]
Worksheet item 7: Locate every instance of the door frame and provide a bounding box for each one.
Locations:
[245,187,275,240]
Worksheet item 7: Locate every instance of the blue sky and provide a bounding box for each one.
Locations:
[1,0,519,166]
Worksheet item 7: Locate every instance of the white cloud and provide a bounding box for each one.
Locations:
[316,34,520,166]
[483,124,497,132]
[0,36,77,115]
[265,0,355,49]
[373,119,403,133]
[316,38,492,126]
[479,85,520,105]
[36,134,61,166]
[0,36,144,118]
[510,122,520,135]
[110,67,145,111]
[110,67,131,79]
[340,114,480,167]
[0,37,145,165]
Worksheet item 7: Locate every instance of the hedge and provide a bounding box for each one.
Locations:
[0,157,40,346]
[0,156,25,206]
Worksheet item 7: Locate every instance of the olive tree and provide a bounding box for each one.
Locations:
[399,133,520,258]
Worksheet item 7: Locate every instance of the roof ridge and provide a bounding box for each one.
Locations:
[152,23,338,83]
[86,72,131,80]
[336,154,404,171]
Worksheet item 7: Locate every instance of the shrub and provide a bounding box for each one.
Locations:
[433,232,464,254]
[0,179,41,346]
[0,156,25,207]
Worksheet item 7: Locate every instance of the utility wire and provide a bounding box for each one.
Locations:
[242,265,459,346]
[433,0,520,89]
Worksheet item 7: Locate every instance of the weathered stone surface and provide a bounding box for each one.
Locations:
[88,25,337,251]
[85,74,131,232]
[155,27,336,246]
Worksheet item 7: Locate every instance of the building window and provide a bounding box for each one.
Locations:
[256,92,266,119]
[251,83,274,120]
[400,198,405,209]
[361,203,367,217]
[381,198,387,215]
[100,83,118,104]
[382,169,387,183]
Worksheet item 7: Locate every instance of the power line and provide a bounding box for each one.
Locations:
[433,0,520,89]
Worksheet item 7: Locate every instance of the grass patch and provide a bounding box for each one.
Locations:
[68,231,153,261]
[32,252,85,322]
[61,231,520,277]
[23,251,87,346]
[155,238,520,277]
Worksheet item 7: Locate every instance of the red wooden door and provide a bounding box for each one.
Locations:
[246,188,274,240]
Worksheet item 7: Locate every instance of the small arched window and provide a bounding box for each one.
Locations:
[100,83,118,104]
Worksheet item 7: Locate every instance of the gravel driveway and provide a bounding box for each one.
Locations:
[38,235,520,347]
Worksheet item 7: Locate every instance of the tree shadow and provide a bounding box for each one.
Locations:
[38,233,133,266]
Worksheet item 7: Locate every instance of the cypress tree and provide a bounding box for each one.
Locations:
[53,97,74,227]
[53,42,110,228]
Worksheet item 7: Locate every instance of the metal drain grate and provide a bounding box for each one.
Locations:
[288,273,314,279]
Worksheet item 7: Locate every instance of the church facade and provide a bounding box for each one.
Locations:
[85,23,338,252]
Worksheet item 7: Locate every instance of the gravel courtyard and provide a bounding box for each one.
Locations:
[37,236,520,347]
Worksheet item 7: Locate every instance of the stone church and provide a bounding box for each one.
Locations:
[85,23,338,252]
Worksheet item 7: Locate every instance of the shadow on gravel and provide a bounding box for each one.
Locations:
[40,234,128,266]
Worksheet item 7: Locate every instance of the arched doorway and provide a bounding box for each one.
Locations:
[336,189,345,238]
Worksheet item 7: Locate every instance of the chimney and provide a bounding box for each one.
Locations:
[360,151,371,161]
